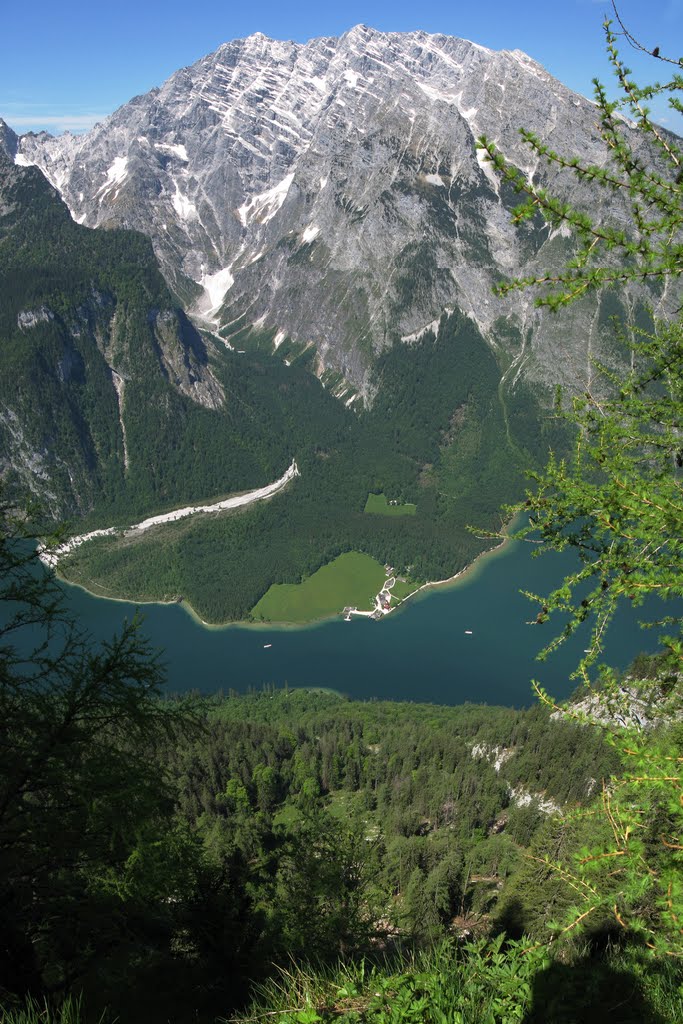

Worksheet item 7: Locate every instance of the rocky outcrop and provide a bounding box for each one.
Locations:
[556,681,683,732]
[471,742,561,815]
[17,307,55,331]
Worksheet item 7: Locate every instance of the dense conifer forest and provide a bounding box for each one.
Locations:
[6,515,675,1022]
[1,515,680,1023]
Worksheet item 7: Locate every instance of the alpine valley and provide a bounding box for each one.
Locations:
[0,27,663,623]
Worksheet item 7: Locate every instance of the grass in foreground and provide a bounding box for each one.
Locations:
[228,937,683,1024]
[0,996,104,1024]
[364,493,417,517]
[251,551,387,623]
[3,938,681,1024]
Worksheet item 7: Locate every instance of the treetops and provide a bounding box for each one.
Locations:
[478,7,683,956]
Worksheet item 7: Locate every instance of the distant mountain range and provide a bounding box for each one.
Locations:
[6,26,655,403]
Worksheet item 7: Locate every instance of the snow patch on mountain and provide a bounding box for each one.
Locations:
[237,172,295,227]
[459,103,478,121]
[197,266,235,321]
[96,156,128,198]
[301,224,320,243]
[402,317,442,343]
[170,181,198,221]
[155,142,189,161]
[417,81,459,107]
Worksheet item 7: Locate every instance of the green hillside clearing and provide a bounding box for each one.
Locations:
[364,492,417,516]
[251,551,386,622]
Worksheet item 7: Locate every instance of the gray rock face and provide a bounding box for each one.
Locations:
[17,307,55,331]
[10,27,656,400]
[0,121,17,162]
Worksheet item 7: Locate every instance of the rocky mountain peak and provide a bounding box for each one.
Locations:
[0,119,18,162]
[8,28,655,401]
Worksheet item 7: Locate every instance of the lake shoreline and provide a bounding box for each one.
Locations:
[58,521,521,633]
[51,523,660,707]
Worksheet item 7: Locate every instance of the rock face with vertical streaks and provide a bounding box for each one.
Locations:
[8,27,663,402]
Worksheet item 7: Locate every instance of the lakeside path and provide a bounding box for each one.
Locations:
[40,460,300,569]
[343,528,516,624]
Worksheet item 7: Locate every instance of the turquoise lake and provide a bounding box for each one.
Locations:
[57,535,667,707]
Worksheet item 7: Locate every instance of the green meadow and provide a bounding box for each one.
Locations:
[251,551,387,623]
[364,492,417,516]
[389,577,419,601]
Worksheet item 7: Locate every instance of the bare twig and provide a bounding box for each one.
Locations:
[611,1,682,67]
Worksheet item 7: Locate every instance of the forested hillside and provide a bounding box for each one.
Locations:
[2,516,679,1024]
[3,514,655,1022]
[56,308,568,621]
[0,148,330,524]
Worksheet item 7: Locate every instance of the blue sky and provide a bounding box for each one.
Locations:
[2,0,681,135]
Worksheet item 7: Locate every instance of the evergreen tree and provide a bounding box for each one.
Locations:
[0,503,196,998]
[477,8,683,953]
